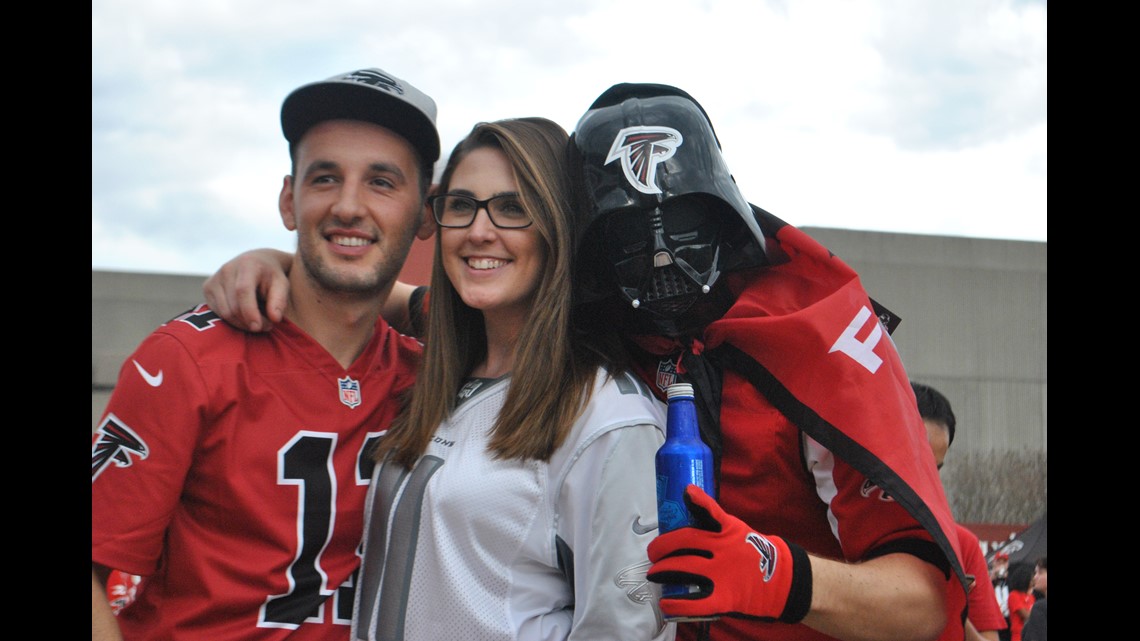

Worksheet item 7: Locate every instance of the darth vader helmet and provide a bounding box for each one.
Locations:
[569,83,768,335]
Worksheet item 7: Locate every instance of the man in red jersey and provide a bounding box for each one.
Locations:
[913,381,1008,641]
[91,67,438,641]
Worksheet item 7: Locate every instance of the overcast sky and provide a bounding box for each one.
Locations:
[92,0,1047,277]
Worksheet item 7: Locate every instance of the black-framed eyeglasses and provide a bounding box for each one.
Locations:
[428,193,533,229]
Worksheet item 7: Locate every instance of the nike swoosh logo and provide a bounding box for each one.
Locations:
[132,359,164,387]
[632,516,657,535]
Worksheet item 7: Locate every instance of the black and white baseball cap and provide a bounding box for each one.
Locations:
[281,67,440,163]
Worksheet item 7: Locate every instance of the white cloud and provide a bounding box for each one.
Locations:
[92,0,1046,275]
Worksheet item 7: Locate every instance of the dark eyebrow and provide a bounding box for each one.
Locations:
[368,162,408,184]
[299,160,408,184]
[445,189,520,199]
[300,160,340,178]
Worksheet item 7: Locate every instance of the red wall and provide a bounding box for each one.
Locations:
[962,522,1028,555]
[398,237,434,286]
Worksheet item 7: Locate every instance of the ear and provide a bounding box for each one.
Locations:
[416,183,440,240]
[279,175,297,231]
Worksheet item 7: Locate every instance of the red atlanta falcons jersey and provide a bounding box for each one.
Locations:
[948,525,1007,639]
[91,304,420,641]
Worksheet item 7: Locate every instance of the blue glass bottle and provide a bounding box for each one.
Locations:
[655,382,717,618]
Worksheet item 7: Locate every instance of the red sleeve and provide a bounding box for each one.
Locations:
[959,527,1007,632]
[813,436,939,558]
[91,330,207,576]
[1009,590,1034,620]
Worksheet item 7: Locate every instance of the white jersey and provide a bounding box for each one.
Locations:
[352,368,674,641]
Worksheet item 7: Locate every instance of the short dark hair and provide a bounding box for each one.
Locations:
[911,381,957,446]
[1008,561,1035,591]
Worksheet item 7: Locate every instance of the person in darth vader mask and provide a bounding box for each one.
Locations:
[569,83,768,339]
[567,83,971,641]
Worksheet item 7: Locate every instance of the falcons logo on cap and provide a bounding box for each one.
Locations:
[605,126,682,195]
[343,69,404,95]
[92,414,149,482]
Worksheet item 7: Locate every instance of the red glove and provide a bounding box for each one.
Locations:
[646,485,813,623]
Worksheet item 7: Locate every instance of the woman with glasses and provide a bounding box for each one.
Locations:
[349,118,674,641]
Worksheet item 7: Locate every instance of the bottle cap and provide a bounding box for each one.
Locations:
[666,383,694,399]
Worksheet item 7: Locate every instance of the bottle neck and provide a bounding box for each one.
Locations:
[666,397,701,440]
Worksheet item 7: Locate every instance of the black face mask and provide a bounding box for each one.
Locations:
[600,194,728,322]
[570,88,771,323]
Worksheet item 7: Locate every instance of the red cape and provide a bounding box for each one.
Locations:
[700,218,968,600]
[621,211,968,610]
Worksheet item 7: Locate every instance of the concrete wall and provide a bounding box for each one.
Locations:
[801,228,1048,453]
[91,270,207,431]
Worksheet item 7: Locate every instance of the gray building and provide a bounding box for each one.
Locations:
[91,227,1046,526]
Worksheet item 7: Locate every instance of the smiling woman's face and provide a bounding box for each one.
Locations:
[439,146,545,331]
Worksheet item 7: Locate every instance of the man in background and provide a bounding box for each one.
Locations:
[912,381,1008,641]
[1021,557,1046,641]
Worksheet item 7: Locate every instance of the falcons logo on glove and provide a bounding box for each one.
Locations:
[646,485,814,623]
[745,532,779,582]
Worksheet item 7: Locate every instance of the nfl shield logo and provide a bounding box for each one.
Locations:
[655,359,678,392]
[338,376,361,409]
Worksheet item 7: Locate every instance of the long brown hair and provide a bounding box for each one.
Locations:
[374,117,624,467]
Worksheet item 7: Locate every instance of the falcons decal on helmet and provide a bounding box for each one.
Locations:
[92,413,149,482]
[605,126,682,195]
